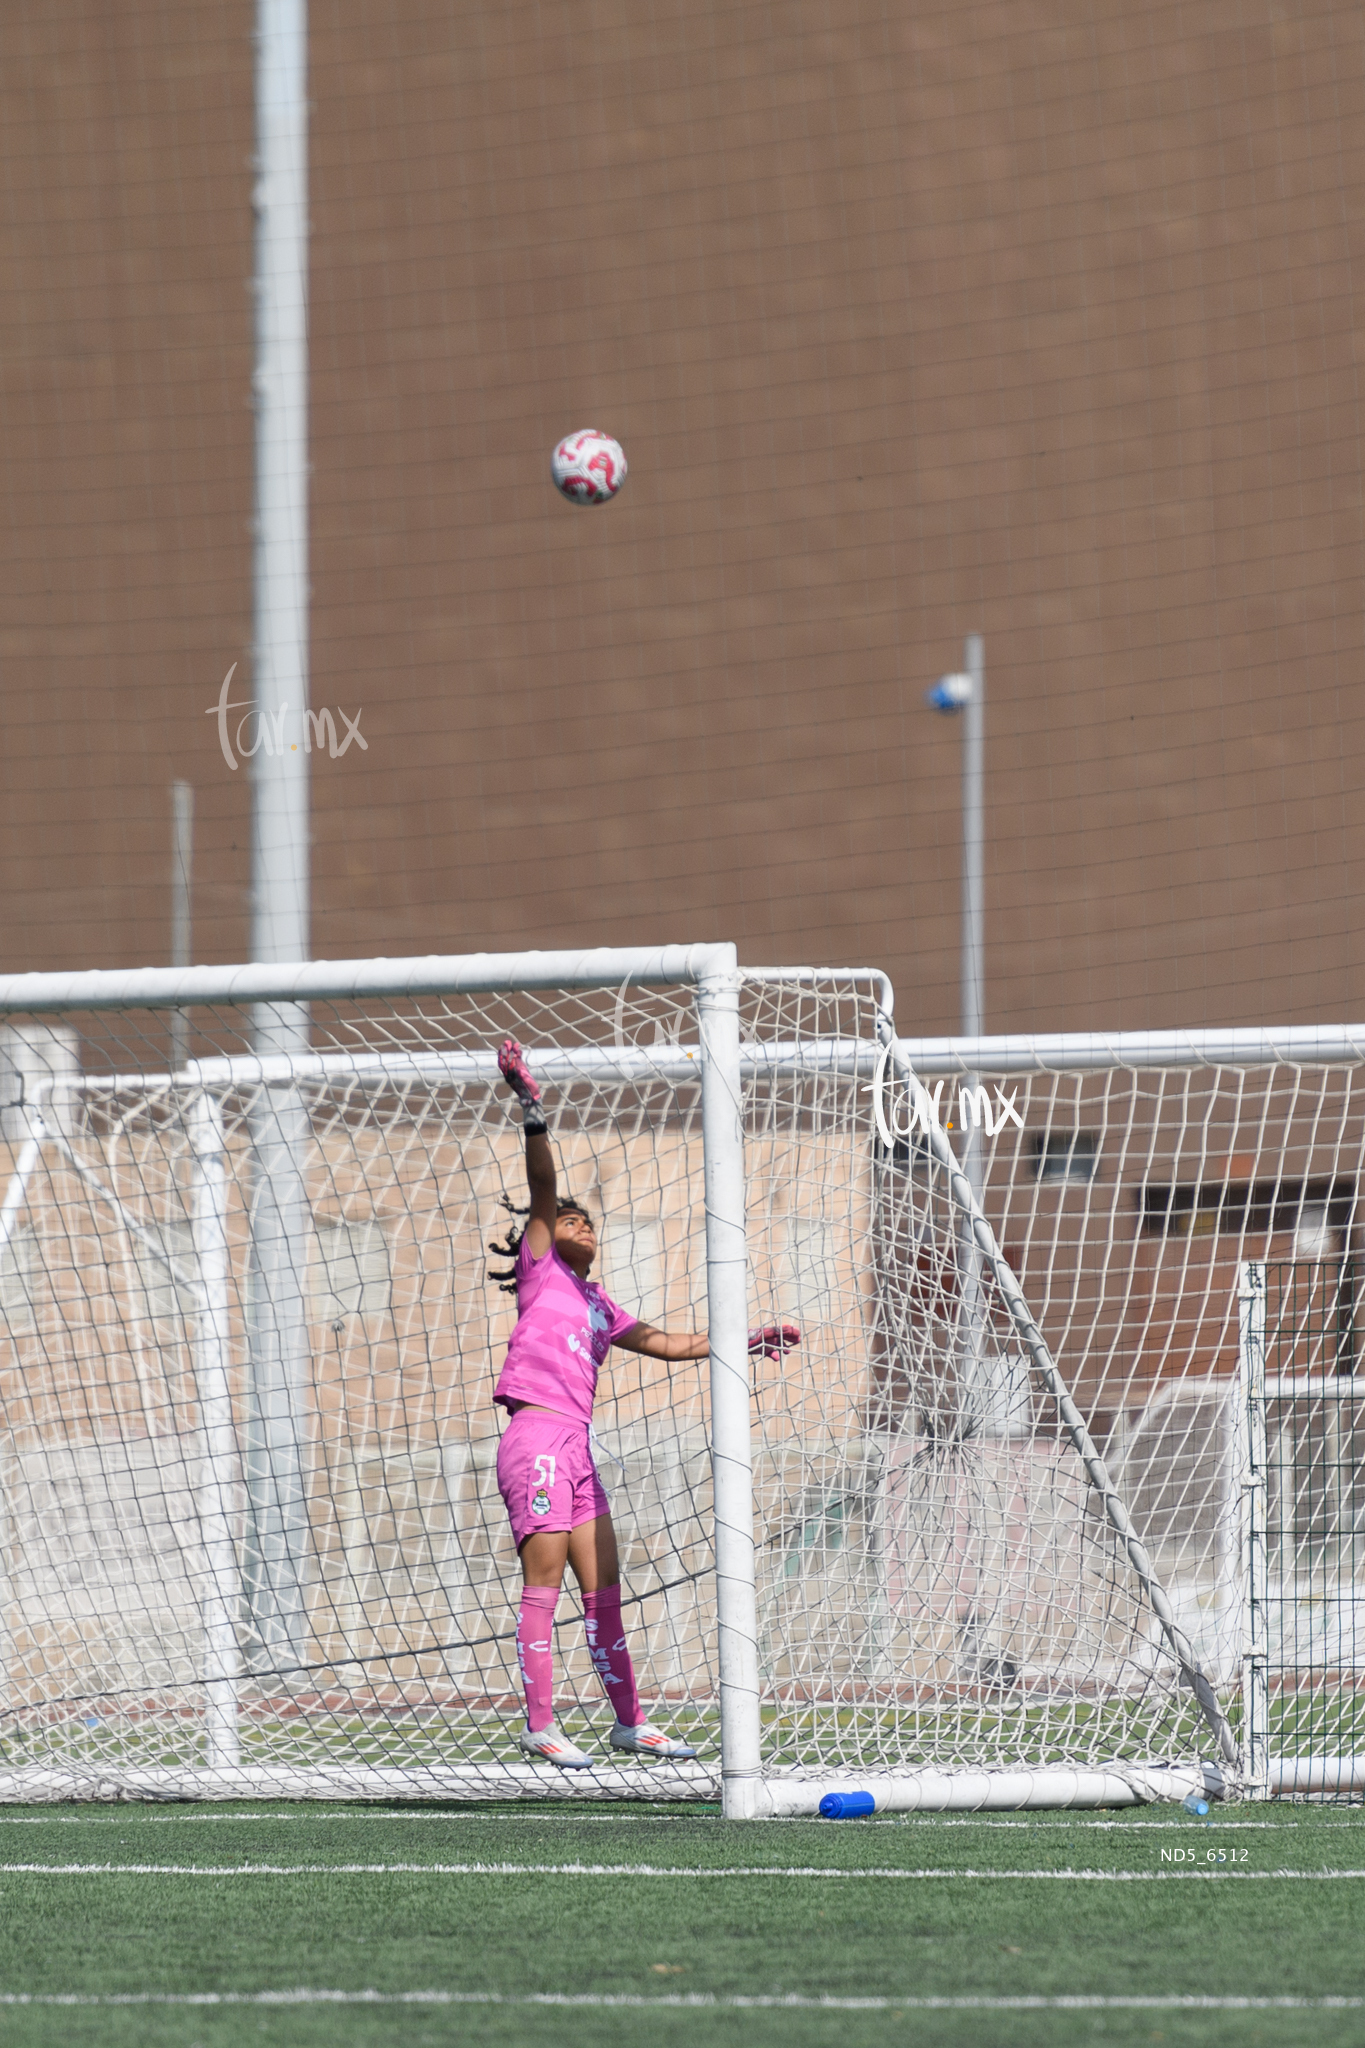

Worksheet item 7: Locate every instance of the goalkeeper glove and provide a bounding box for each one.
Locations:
[497,1038,547,1136]
[747,1324,801,1360]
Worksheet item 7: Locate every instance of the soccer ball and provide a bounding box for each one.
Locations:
[551,428,627,506]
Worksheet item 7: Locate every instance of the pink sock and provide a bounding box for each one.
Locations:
[517,1586,559,1732]
[582,1586,642,1727]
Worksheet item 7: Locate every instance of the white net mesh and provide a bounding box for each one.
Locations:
[831,1048,1365,1791]
[0,980,723,1793]
[1,965,1362,1798]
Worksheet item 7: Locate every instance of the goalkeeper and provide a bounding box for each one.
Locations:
[490,1037,798,1769]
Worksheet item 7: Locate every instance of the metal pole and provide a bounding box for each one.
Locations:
[243,1079,312,1675]
[961,633,984,1044]
[247,0,312,1676]
[170,782,193,1075]
[697,948,761,1818]
[251,0,310,968]
[191,1091,241,1770]
[955,634,1005,1432]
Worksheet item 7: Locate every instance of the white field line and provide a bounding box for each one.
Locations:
[1,1861,1363,1881]
[0,1811,1306,1830]
[0,1811,696,1828]
[0,1991,1361,2011]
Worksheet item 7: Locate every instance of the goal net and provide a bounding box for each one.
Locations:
[0,947,1359,1809]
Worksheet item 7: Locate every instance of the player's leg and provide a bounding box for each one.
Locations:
[516,1540,594,1765]
[564,1513,642,1725]
[565,1463,699,1761]
[496,1416,592,1768]
[515,1529,567,1738]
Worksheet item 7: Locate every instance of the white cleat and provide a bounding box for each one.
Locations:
[609,1720,699,1761]
[519,1721,594,1770]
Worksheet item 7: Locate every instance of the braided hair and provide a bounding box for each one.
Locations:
[487,1193,596,1293]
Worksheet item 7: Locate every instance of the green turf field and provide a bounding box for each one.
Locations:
[0,1800,1361,2048]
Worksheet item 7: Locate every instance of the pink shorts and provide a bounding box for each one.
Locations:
[496,1409,611,1549]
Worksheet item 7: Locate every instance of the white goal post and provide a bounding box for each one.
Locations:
[1236,1261,1365,1800]
[0,946,1362,1812]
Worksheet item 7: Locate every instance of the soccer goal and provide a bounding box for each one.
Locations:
[0,946,1361,1813]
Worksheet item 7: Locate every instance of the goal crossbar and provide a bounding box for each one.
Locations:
[0,945,740,1013]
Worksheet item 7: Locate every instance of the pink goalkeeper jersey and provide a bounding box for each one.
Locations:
[493,1235,638,1424]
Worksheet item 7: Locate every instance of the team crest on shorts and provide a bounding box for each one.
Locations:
[531,1487,552,1516]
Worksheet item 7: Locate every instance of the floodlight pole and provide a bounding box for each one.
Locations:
[928,634,1009,1434]
[960,633,984,1044]
[246,0,313,1678]
[251,0,310,974]
[924,634,985,1036]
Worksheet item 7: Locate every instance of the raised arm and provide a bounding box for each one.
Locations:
[614,1321,709,1362]
[497,1040,556,1259]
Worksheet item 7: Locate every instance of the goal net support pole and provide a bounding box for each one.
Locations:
[1236,1262,1269,1799]
[1235,1260,1365,1799]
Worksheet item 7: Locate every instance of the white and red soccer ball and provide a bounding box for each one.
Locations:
[551,428,627,505]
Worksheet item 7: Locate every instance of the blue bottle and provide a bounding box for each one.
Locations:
[819,1790,877,1819]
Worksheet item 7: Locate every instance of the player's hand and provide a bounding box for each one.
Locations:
[748,1324,801,1360]
[497,1038,542,1108]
